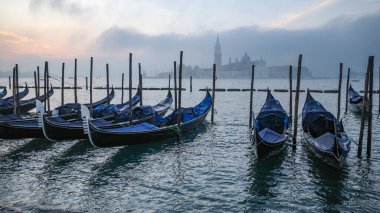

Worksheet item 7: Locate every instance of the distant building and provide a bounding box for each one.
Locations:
[157,35,313,79]
[214,35,222,70]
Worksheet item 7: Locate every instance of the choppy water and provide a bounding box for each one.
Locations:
[0,77,379,212]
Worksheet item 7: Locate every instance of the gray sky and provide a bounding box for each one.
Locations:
[0,0,379,77]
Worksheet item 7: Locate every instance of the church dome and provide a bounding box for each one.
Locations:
[241,52,251,64]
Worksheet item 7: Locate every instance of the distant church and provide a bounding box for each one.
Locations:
[213,35,269,78]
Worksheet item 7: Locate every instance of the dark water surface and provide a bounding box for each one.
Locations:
[0,78,379,212]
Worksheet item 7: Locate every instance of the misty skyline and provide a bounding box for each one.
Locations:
[0,0,379,77]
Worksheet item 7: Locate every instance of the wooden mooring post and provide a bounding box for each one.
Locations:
[169,74,171,89]
[174,61,177,110]
[345,68,350,113]
[106,63,110,105]
[190,76,192,92]
[358,63,370,157]
[89,57,93,114]
[86,77,88,90]
[12,67,16,114]
[249,65,255,128]
[139,63,143,106]
[74,59,78,103]
[129,53,133,125]
[337,63,343,120]
[289,65,293,124]
[37,66,40,96]
[46,62,50,115]
[8,76,11,89]
[43,63,47,112]
[121,73,124,103]
[15,65,20,115]
[211,64,216,124]
[292,54,302,147]
[177,51,183,131]
[366,56,374,157]
[34,71,38,99]
[61,62,65,106]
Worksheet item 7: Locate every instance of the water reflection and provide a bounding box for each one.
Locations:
[304,144,349,212]
[246,142,287,209]
[87,123,209,187]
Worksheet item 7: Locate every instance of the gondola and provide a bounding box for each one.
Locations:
[38,89,145,141]
[51,87,115,118]
[82,90,212,148]
[0,84,29,107]
[0,86,54,139]
[251,90,290,158]
[347,84,367,112]
[0,88,7,99]
[0,87,113,139]
[302,91,351,169]
[0,85,52,115]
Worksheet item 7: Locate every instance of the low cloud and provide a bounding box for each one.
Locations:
[29,0,84,15]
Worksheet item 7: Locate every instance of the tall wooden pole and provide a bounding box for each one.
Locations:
[366,56,374,157]
[74,59,78,103]
[37,66,40,96]
[345,68,350,113]
[43,63,47,112]
[337,63,343,120]
[292,54,302,147]
[46,62,50,115]
[174,61,177,110]
[8,76,11,89]
[358,66,369,157]
[90,57,93,114]
[61,62,65,106]
[177,51,183,130]
[139,63,142,106]
[129,53,133,125]
[289,65,293,124]
[190,76,193,92]
[106,63,110,105]
[249,65,255,128]
[12,67,16,114]
[15,64,20,115]
[169,74,171,89]
[86,77,88,90]
[211,64,216,123]
[121,73,124,103]
[34,71,38,99]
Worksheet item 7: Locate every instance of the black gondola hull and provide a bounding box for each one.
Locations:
[303,132,347,169]
[253,133,288,159]
[42,116,86,141]
[88,111,209,148]
[0,120,43,139]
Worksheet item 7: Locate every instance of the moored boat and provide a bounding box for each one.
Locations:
[0,85,52,115]
[302,91,351,169]
[0,86,54,139]
[251,90,290,158]
[348,84,368,112]
[0,88,7,99]
[82,90,212,148]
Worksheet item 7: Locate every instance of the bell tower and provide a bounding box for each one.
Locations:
[214,35,222,70]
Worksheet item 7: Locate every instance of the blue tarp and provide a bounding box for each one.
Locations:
[255,91,289,133]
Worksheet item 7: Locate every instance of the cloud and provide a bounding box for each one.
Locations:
[93,14,380,77]
[29,0,84,15]
[269,0,338,29]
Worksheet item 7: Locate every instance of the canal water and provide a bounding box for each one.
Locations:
[0,77,379,212]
